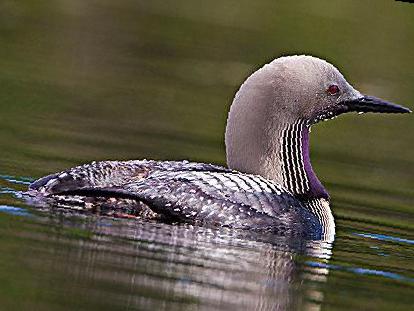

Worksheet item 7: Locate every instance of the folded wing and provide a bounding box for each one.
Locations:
[28,160,320,235]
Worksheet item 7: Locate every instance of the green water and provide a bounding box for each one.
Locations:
[0,1,413,310]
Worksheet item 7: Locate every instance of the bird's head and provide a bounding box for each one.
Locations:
[257,55,411,125]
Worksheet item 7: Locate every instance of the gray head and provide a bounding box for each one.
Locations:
[230,55,409,125]
[225,55,410,196]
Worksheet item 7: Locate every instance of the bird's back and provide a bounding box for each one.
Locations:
[27,160,322,238]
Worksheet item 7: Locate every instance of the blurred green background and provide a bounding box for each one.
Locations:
[0,1,413,310]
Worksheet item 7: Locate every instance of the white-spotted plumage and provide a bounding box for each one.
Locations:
[27,159,325,238]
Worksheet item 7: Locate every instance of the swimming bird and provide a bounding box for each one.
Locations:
[26,55,410,239]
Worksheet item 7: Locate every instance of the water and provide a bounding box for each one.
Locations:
[0,1,413,310]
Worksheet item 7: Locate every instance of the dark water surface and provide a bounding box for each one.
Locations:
[0,1,413,310]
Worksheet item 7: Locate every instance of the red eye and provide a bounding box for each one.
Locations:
[327,84,340,95]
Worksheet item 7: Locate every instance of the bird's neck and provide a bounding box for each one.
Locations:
[226,119,329,201]
[279,120,329,200]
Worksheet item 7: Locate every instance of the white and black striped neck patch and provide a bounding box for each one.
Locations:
[280,120,310,196]
[305,198,335,238]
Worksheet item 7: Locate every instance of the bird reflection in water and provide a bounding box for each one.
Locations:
[40,213,334,311]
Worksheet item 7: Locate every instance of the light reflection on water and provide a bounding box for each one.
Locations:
[306,261,414,283]
[0,205,31,216]
[355,232,414,245]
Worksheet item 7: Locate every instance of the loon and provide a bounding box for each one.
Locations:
[26,55,410,239]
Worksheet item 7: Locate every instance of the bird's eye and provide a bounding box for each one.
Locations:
[327,84,340,95]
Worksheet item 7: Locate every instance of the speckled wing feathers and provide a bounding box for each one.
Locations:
[28,160,321,236]
[29,160,230,194]
[119,171,295,230]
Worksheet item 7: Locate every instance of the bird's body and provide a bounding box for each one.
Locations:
[26,55,410,239]
[28,159,329,238]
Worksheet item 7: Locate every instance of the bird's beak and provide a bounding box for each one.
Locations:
[344,95,411,114]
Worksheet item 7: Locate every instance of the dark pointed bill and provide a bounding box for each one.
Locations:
[344,95,411,114]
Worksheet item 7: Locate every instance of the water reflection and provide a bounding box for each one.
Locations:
[26,209,333,311]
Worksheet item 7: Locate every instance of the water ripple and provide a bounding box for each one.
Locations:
[0,205,31,217]
[0,175,33,185]
[306,261,414,283]
[0,187,17,195]
[355,232,414,245]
